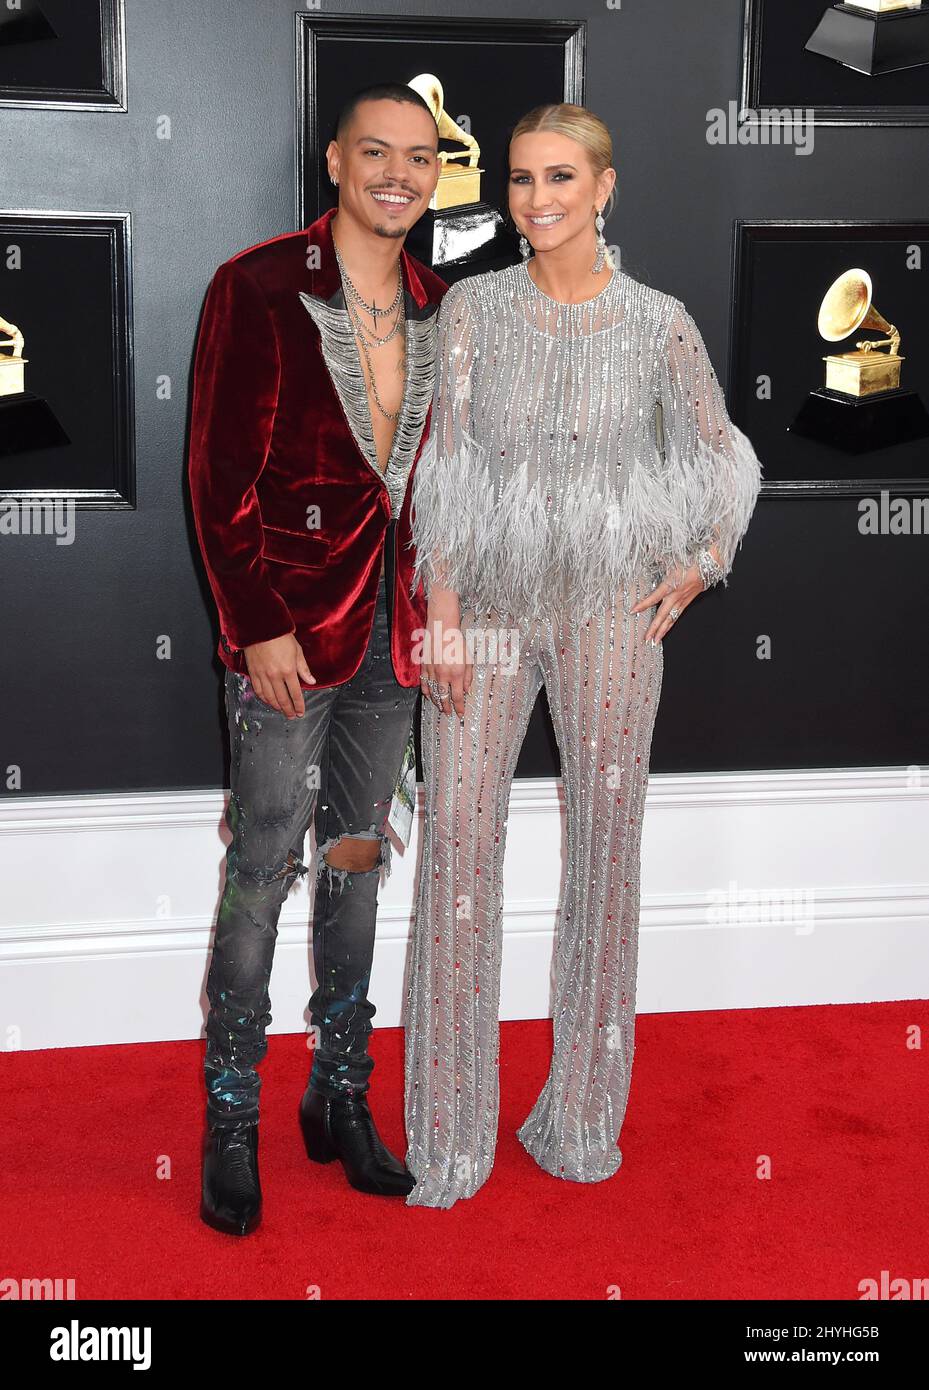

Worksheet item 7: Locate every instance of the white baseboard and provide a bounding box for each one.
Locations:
[1,768,927,1051]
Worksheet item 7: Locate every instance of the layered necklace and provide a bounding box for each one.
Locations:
[334,240,406,423]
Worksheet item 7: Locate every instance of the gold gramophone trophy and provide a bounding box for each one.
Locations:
[789,270,929,454]
[806,0,929,76]
[0,313,69,456]
[0,315,26,395]
[405,74,508,270]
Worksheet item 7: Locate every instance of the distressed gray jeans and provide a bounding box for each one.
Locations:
[204,575,418,1131]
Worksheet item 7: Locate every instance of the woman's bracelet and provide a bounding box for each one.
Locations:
[697,548,725,590]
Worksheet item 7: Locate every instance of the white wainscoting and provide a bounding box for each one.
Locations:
[0,768,927,1051]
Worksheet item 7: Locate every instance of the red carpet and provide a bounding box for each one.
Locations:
[3,1003,926,1300]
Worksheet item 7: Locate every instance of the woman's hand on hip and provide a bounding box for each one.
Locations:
[630,562,706,645]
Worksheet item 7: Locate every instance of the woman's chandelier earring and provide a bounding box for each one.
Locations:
[592,208,606,275]
[519,233,532,261]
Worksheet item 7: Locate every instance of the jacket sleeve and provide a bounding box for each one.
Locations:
[188,259,296,649]
[409,279,484,598]
[654,300,763,585]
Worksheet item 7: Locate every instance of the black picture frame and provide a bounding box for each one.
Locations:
[0,0,127,112]
[295,13,586,254]
[740,0,929,129]
[0,210,135,509]
[728,219,929,496]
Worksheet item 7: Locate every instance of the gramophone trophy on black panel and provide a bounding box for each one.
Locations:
[0,0,126,110]
[789,270,929,454]
[0,314,69,457]
[404,73,508,271]
[295,15,586,275]
[805,0,929,76]
[0,210,134,507]
[741,0,929,127]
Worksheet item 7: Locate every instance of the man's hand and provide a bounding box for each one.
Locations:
[244,633,315,718]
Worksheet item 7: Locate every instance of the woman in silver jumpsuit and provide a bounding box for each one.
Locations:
[404,104,763,1208]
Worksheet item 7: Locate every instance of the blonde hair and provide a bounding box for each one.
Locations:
[510,104,617,266]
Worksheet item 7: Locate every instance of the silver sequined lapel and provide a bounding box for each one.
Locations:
[298,288,438,519]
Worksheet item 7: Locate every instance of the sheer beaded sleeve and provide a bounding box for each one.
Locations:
[410,280,484,598]
[654,302,762,586]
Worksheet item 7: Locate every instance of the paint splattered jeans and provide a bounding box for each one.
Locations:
[204,575,418,1132]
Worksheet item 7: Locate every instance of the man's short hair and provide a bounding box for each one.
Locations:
[334,82,437,143]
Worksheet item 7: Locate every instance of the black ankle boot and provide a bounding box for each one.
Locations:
[299,1087,415,1197]
[200,1123,262,1235]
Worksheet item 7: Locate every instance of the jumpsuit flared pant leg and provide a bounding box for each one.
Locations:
[403,573,663,1208]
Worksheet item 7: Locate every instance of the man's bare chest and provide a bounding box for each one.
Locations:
[357,329,406,473]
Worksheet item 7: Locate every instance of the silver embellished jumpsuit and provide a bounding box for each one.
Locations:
[403,262,762,1207]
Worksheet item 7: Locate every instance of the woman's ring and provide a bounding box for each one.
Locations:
[669,606,680,622]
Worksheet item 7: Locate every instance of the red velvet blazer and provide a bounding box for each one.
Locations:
[188,207,448,688]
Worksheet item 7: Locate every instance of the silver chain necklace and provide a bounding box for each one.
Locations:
[336,243,403,318]
[334,240,406,422]
[346,294,404,349]
[352,305,406,422]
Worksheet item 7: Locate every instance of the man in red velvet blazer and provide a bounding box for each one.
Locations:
[189,84,448,1236]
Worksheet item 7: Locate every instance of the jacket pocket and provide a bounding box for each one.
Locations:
[261,523,330,570]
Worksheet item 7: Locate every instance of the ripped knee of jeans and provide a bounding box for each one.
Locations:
[252,848,309,889]
[316,826,391,893]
